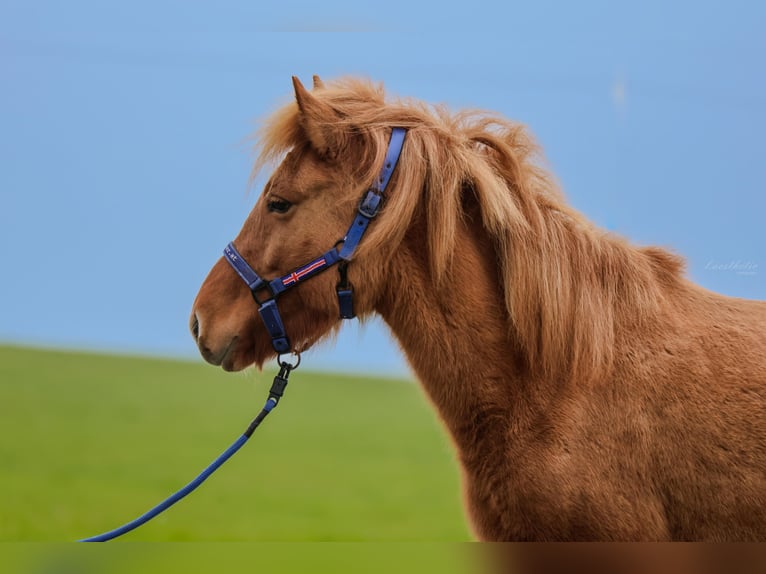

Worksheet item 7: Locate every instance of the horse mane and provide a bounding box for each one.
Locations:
[253,77,686,383]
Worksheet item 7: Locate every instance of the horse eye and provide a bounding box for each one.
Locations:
[267,198,292,214]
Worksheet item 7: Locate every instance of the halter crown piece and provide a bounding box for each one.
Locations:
[223,127,407,354]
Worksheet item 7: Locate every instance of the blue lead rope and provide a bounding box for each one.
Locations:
[79,364,292,542]
[79,435,250,542]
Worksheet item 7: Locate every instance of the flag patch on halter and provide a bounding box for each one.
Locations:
[281,257,328,286]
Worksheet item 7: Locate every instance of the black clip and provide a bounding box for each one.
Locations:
[269,363,291,402]
[336,262,355,319]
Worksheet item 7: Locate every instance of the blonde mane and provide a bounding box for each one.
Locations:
[254,77,685,383]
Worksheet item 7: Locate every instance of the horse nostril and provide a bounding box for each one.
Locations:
[191,313,200,342]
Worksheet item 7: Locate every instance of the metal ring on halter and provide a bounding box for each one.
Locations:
[278,351,301,370]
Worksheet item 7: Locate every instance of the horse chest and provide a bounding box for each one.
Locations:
[459,425,670,541]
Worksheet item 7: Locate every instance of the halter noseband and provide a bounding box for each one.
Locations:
[223,127,407,354]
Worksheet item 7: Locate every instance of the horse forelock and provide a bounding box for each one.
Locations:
[252,76,686,383]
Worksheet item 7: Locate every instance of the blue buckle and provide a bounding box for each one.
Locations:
[358,190,382,219]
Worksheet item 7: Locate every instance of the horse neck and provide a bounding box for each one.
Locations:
[374,193,684,458]
[374,208,549,458]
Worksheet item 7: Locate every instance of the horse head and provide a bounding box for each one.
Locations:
[191,76,406,370]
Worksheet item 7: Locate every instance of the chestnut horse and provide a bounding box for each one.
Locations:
[191,76,766,541]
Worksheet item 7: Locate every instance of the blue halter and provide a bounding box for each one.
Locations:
[223,127,407,354]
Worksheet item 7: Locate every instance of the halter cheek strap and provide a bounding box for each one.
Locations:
[338,126,406,261]
[223,127,406,353]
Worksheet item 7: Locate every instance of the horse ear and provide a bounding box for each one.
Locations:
[292,76,344,157]
[312,74,325,90]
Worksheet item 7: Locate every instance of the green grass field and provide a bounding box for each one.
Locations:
[0,345,471,542]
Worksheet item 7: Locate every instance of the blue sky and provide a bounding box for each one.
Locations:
[1,1,764,376]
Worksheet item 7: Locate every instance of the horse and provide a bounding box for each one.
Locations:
[190,75,766,541]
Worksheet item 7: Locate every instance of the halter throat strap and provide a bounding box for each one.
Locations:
[223,127,407,353]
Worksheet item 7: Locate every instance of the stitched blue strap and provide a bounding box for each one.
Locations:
[223,242,266,292]
[374,127,407,193]
[258,299,290,353]
[339,127,406,261]
[339,204,374,260]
